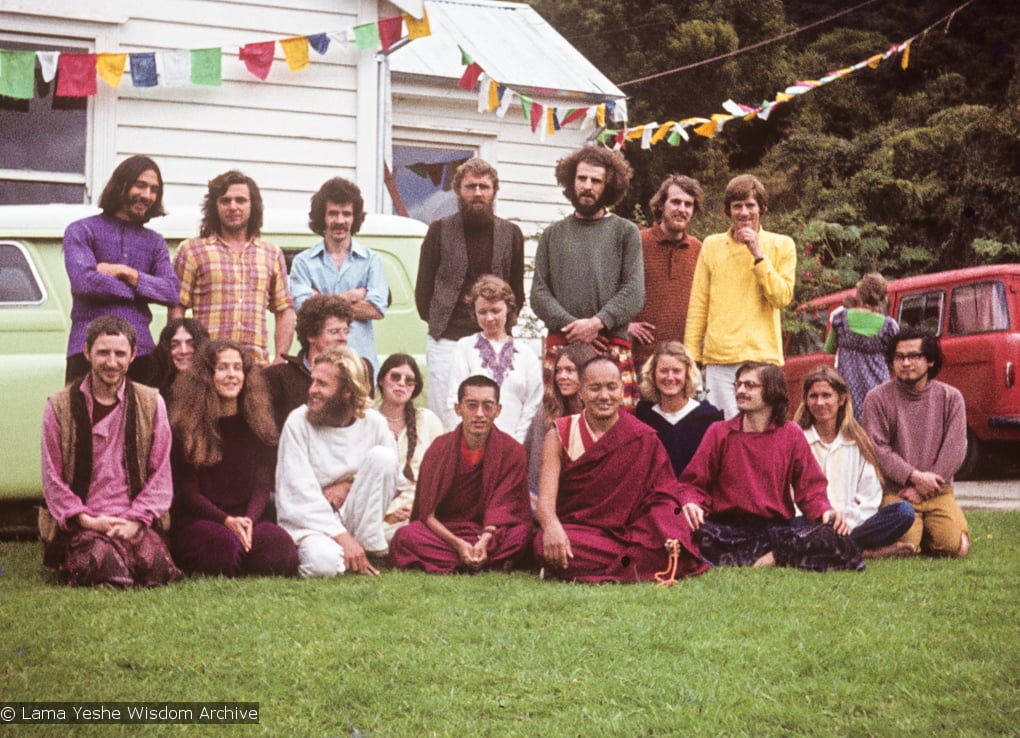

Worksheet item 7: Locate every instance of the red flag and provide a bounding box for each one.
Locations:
[239,41,276,80]
[560,107,588,126]
[378,16,403,51]
[530,101,543,133]
[458,62,483,90]
[56,53,98,97]
[424,163,445,186]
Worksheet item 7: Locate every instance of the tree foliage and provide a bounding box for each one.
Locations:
[527,0,1020,305]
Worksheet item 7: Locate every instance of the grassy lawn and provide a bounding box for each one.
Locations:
[2,511,1018,737]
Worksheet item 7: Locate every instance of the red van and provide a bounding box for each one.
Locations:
[783,265,1020,477]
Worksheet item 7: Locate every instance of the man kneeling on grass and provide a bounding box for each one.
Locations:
[41,315,182,587]
[275,347,399,577]
[389,375,531,573]
[534,356,707,583]
[678,362,863,571]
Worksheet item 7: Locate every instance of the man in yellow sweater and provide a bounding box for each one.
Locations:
[684,175,796,418]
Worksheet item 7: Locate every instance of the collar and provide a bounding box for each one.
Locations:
[203,233,259,250]
[650,222,691,248]
[79,373,127,413]
[309,237,367,260]
[803,425,855,449]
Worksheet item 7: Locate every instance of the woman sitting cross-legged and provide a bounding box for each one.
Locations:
[169,340,299,577]
[635,341,723,477]
[794,366,916,558]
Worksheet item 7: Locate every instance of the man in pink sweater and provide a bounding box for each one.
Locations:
[862,327,970,557]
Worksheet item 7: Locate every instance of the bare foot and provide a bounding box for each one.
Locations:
[957,532,970,558]
[752,551,776,568]
[863,541,918,559]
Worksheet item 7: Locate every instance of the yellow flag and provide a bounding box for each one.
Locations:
[97,53,126,88]
[596,104,605,127]
[404,9,431,40]
[546,107,555,135]
[866,53,883,69]
[901,41,910,70]
[651,122,674,145]
[488,80,499,111]
[280,36,310,72]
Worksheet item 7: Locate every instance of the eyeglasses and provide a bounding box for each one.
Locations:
[387,372,417,386]
[733,380,762,391]
[324,327,350,337]
[893,352,925,363]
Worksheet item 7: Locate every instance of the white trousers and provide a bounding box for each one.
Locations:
[425,336,458,429]
[704,364,741,420]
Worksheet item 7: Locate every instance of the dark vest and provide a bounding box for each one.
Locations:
[427,211,516,337]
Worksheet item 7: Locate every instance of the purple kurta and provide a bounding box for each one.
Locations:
[63,212,180,356]
[534,411,707,583]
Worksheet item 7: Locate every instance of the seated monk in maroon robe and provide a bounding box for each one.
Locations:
[534,356,707,583]
[389,375,531,573]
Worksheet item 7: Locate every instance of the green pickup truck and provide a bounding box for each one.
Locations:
[0,204,428,502]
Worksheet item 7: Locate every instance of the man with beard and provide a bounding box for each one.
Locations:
[684,174,796,418]
[533,357,706,583]
[415,158,525,422]
[172,170,295,366]
[530,147,644,408]
[678,363,861,572]
[290,177,389,375]
[275,346,399,577]
[63,156,180,383]
[863,328,970,557]
[628,175,704,370]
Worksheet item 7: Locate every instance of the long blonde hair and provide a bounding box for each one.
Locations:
[793,366,884,485]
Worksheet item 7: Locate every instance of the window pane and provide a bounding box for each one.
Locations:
[949,281,1010,335]
[0,243,44,304]
[0,180,85,204]
[392,144,474,223]
[898,291,945,335]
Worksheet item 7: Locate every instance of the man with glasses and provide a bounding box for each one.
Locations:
[264,294,358,432]
[863,327,970,557]
[678,362,862,571]
[415,158,525,423]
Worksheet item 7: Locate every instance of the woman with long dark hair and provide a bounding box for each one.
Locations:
[147,318,210,399]
[375,353,444,542]
[169,340,298,576]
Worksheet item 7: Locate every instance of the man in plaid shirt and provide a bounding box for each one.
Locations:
[171,170,295,365]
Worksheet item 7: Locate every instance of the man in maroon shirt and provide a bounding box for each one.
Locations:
[389,375,531,573]
[629,174,704,370]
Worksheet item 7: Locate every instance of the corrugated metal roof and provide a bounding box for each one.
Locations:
[389,0,624,102]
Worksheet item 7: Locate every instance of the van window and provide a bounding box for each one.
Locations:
[949,281,1010,335]
[786,306,829,356]
[898,290,945,335]
[0,242,45,304]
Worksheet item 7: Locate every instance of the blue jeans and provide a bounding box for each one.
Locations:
[851,501,916,550]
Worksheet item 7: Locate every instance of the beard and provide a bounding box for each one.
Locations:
[306,392,353,427]
[567,188,609,218]
[457,196,495,226]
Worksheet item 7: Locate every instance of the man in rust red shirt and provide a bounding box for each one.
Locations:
[628,174,703,371]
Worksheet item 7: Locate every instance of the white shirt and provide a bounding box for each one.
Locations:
[802,425,883,530]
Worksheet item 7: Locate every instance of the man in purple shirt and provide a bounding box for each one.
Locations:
[41,315,181,587]
[63,156,180,384]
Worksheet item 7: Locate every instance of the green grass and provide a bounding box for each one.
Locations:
[2,512,1019,737]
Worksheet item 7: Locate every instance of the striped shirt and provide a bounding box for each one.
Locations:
[174,234,293,364]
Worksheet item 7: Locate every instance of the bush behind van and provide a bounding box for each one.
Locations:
[0,204,428,501]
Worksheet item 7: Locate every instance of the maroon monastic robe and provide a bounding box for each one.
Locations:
[534,411,707,583]
[389,426,531,573]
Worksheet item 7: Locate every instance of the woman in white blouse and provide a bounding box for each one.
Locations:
[443,274,542,443]
[794,366,915,558]
[376,353,445,543]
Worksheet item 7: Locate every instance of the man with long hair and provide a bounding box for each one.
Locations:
[531,146,645,408]
[275,347,399,577]
[62,155,180,383]
[863,328,970,557]
[629,175,704,369]
[290,177,388,374]
[684,175,796,418]
[171,170,295,366]
[679,363,862,571]
[41,315,181,587]
[415,158,525,420]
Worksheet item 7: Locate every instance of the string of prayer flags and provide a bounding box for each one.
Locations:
[1,14,429,99]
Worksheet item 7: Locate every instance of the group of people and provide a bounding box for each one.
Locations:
[40,147,970,589]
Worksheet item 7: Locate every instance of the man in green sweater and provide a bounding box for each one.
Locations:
[530,147,645,408]
[684,174,796,418]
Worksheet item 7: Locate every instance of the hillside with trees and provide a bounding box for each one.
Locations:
[527,0,1019,307]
